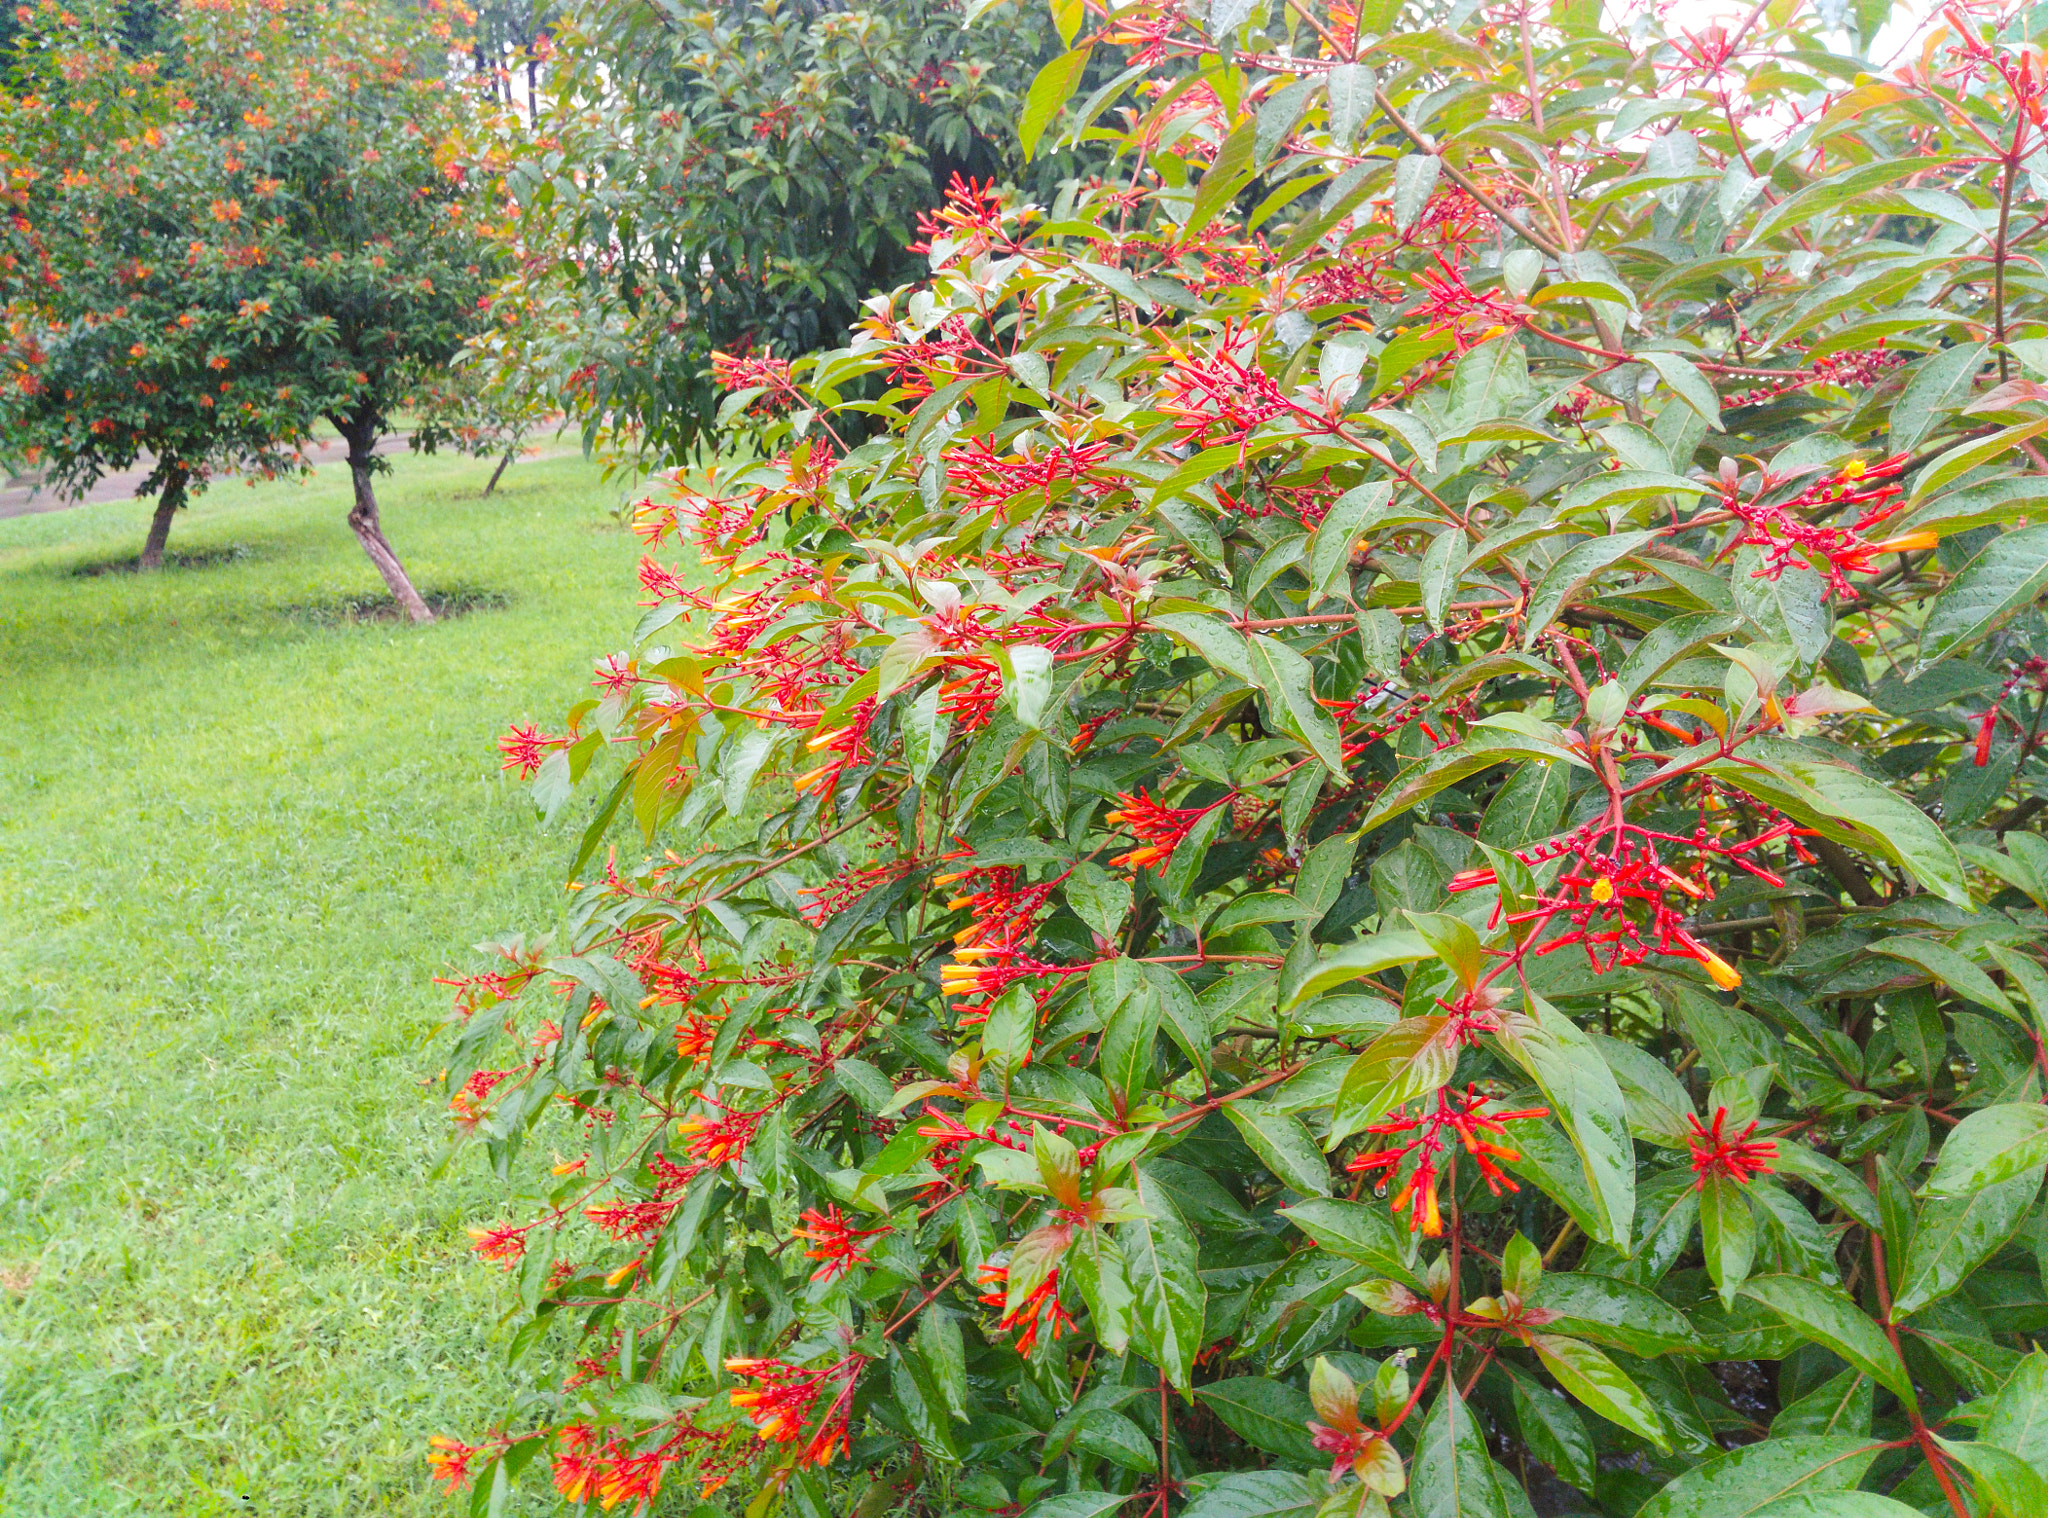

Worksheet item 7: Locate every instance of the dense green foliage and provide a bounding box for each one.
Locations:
[431,1,2048,1516]
[471,0,1088,465]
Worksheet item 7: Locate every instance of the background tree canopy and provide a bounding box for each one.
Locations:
[469,0,1097,466]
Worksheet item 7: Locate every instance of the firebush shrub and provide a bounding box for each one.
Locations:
[435,3,2048,1516]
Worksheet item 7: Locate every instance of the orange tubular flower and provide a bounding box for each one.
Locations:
[1103,788,1216,870]
[976,1263,1075,1355]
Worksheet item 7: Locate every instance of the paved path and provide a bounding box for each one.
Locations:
[0,433,413,520]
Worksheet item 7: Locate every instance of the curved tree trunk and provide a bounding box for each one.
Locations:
[482,442,518,498]
[347,452,434,623]
[139,468,187,571]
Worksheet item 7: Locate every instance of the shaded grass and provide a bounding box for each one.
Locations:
[0,451,649,1516]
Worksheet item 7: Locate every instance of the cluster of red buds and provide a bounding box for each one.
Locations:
[791,700,875,803]
[1412,254,1522,351]
[1156,326,1295,446]
[1685,1107,1777,1188]
[790,1205,888,1283]
[1346,1087,1549,1235]
[976,1261,1076,1355]
[1102,788,1221,870]
[1721,344,1907,409]
[1717,453,1934,600]
[908,173,1020,263]
[799,858,916,926]
[726,1355,866,1468]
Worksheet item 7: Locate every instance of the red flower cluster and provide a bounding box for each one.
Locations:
[1718,453,1934,600]
[497,722,562,778]
[1103,789,1219,870]
[1346,1086,1549,1235]
[1686,1106,1777,1188]
[791,1205,887,1282]
[934,858,1060,1021]
[726,1355,864,1467]
[1449,817,1801,989]
[976,1261,1075,1355]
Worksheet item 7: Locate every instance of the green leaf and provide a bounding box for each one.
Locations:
[1065,860,1134,943]
[1700,1172,1756,1309]
[1188,117,1257,237]
[1918,523,2048,669]
[1021,1496,1131,1518]
[1193,1377,1321,1464]
[1531,1333,1670,1451]
[1981,1350,2048,1477]
[1178,1471,1321,1518]
[1526,1271,1703,1357]
[1502,1360,1597,1489]
[1893,1168,2045,1316]
[1412,1383,1512,1518]
[1617,611,1746,698]
[1710,741,1970,907]
[1923,1104,2048,1196]
[1634,1437,1882,1518]
[1308,481,1392,600]
[918,1305,969,1421]
[1870,938,2016,1019]
[1749,1496,1923,1518]
[1909,417,2048,504]
[1936,1437,2048,1517]
[1738,1276,1914,1406]
[1495,1001,1635,1252]
[1419,527,1463,631]
[1098,982,1160,1113]
[1325,61,1374,145]
[1522,531,1657,646]
[1392,153,1441,232]
[1771,1370,1872,1439]
[1281,930,1430,1012]
[1478,759,1569,848]
[1122,1181,1205,1389]
[1329,1015,1461,1143]
[1019,47,1093,159]
[1640,350,1724,431]
[1890,342,1985,452]
[1357,730,1589,836]
[1278,1197,1425,1287]
[1224,1099,1332,1197]
[1247,633,1348,778]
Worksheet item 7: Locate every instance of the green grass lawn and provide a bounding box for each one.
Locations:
[0,450,651,1515]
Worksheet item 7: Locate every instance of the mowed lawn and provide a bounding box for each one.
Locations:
[0,451,652,1515]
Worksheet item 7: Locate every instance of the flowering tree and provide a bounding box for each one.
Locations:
[0,0,496,599]
[0,0,305,567]
[435,3,2048,1516]
[468,0,1089,468]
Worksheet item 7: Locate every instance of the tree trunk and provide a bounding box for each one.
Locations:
[347,455,434,623]
[482,442,518,497]
[139,470,187,571]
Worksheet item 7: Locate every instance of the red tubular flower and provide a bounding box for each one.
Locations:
[1686,1106,1777,1188]
[466,1223,528,1265]
[976,1263,1076,1355]
[1975,706,1999,767]
[1718,453,1925,599]
[791,1205,887,1282]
